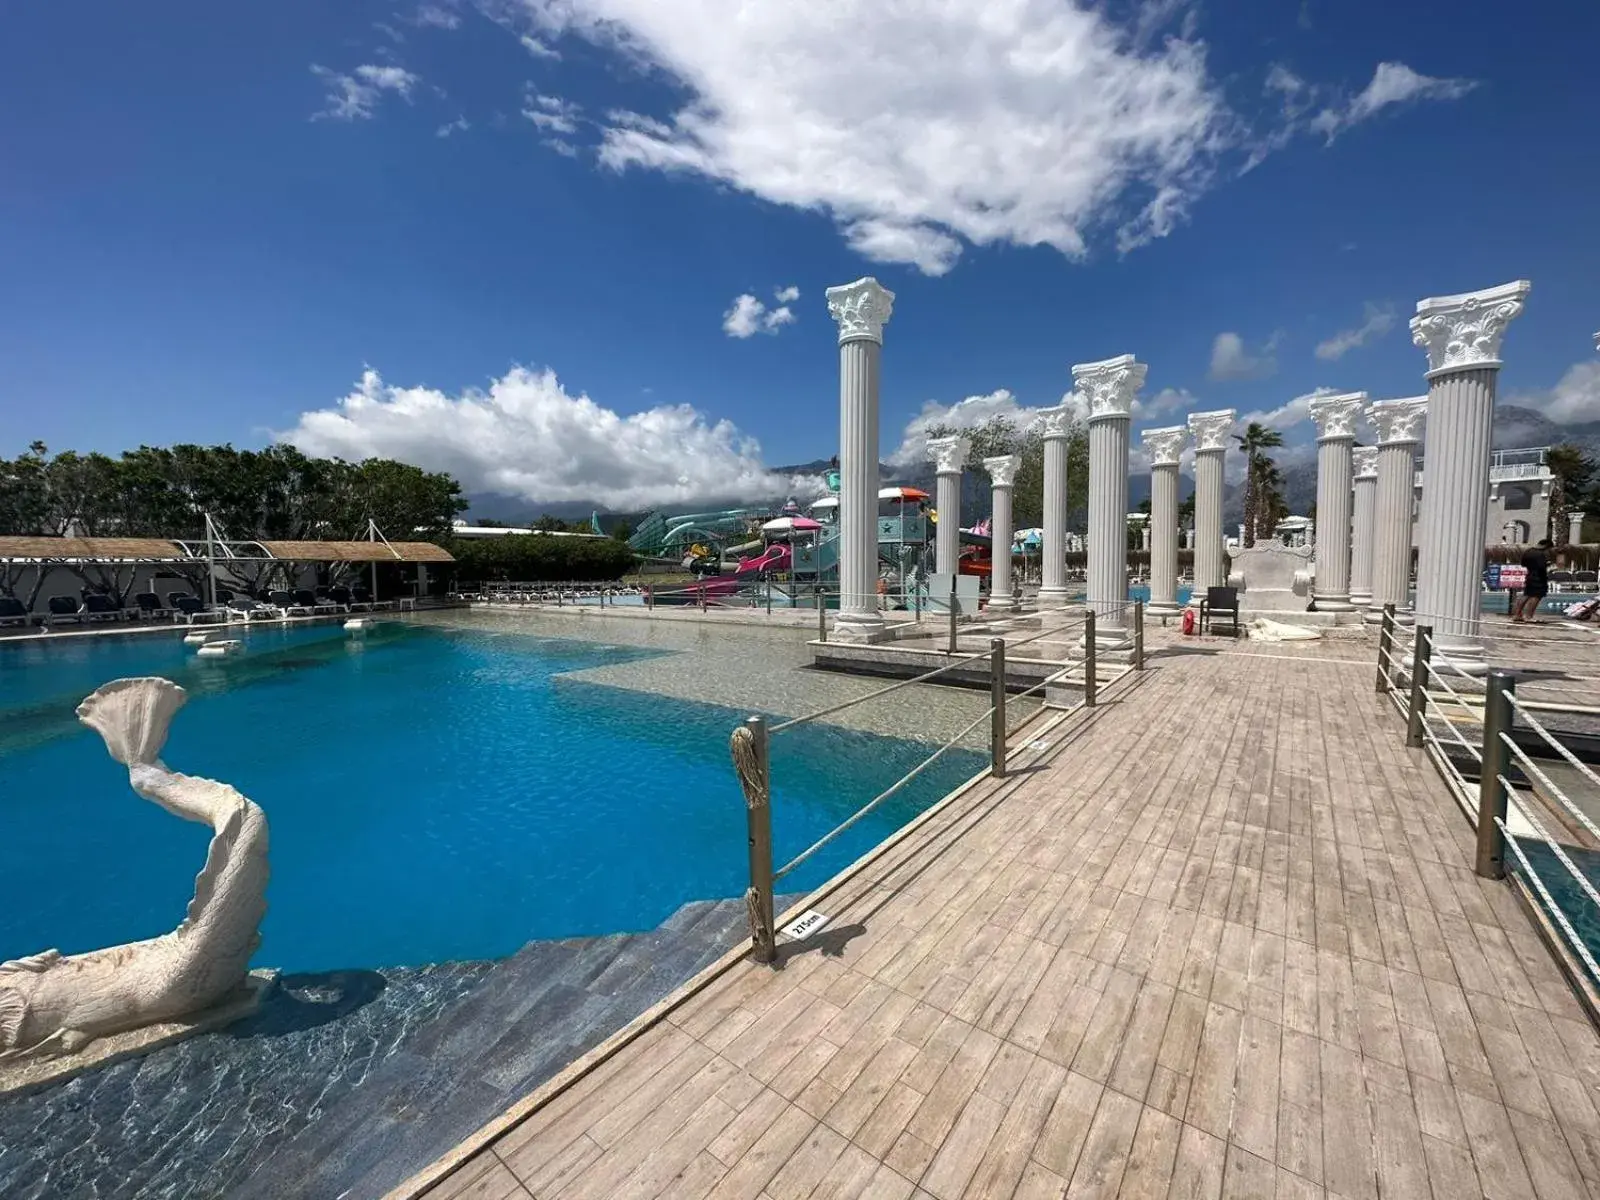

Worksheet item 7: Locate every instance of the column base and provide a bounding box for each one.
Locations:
[831,612,890,644]
[1350,590,1373,607]
[1080,626,1133,653]
[1311,593,1356,612]
[1430,638,1489,677]
[987,594,1018,612]
[1035,586,1071,608]
[1146,600,1181,616]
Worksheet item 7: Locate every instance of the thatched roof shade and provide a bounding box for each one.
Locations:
[0,536,189,561]
[258,540,455,563]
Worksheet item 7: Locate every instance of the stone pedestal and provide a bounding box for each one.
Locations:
[1570,511,1587,547]
[1350,446,1379,608]
[984,454,1021,610]
[1184,528,1195,551]
[928,435,970,575]
[1308,391,1367,612]
[1037,406,1072,607]
[1411,280,1531,665]
[1142,426,1187,615]
[1079,356,1145,647]
[1187,410,1236,599]
[1366,397,1427,621]
[826,278,895,643]
[1229,541,1315,612]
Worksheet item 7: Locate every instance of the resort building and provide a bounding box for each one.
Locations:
[1411,445,1555,546]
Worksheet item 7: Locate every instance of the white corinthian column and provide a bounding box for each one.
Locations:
[1036,405,1072,607]
[1078,355,1145,647]
[927,435,970,576]
[1569,512,1586,547]
[826,277,895,642]
[1350,445,1379,609]
[1186,410,1235,598]
[984,454,1021,610]
[1411,280,1532,664]
[1308,391,1367,612]
[1366,397,1427,621]
[1142,426,1187,615]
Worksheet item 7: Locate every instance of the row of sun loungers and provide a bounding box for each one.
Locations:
[0,587,398,630]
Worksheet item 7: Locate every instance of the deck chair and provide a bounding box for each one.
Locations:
[81,594,126,622]
[133,592,168,620]
[46,595,84,626]
[295,587,340,615]
[227,598,274,622]
[272,589,312,617]
[1199,586,1241,637]
[0,596,31,627]
[327,585,354,611]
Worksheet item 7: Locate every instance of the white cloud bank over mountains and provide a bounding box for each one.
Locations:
[493,1,1474,274]
[282,367,826,509]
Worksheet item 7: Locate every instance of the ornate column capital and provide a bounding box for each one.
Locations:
[825,276,895,345]
[1186,408,1236,452]
[1353,446,1379,479]
[1410,279,1531,376]
[1141,425,1188,467]
[1072,354,1145,422]
[1036,404,1073,440]
[1309,391,1368,441]
[983,453,1021,488]
[1366,396,1427,446]
[927,434,971,475]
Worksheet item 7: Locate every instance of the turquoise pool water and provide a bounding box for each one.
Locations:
[0,622,982,972]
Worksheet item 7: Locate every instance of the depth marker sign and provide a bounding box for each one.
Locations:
[780,910,831,941]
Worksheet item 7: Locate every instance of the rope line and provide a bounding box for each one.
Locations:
[1497,814,1600,986]
[1500,736,1600,847]
[1417,690,1485,763]
[1501,700,1600,802]
[773,703,994,882]
[1504,785,1600,918]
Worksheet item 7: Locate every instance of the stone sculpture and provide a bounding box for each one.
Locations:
[0,678,269,1060]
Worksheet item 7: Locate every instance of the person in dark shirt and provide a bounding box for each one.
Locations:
[1515,538,1552,622]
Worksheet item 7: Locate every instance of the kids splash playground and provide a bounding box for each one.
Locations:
[625,477,1005,608]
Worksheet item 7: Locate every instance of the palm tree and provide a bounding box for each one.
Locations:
[1232,422,1285,547]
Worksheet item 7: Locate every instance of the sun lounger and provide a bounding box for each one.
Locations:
[328,586,355,611]
[45,595,85,626]
[227,598,275,622]
[295,588,340,615]
[272,589,313,617]
[133,592,168,620]
[169,593,227,625]
[0,596,32,628]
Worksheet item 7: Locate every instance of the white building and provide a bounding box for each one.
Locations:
[1411,446,1554,547]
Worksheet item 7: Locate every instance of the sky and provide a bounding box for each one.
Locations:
[2,0,1598,510]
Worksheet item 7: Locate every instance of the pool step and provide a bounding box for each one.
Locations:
[234,894,794,1200]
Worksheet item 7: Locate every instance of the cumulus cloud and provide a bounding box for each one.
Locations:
[1510,360,1600,426]
[721,286,799,338]
[510,0,1230,274]
[436,115,471,138]
[280,367,819,509]
[520,33,561,58]
[1314,302,1396,361]
[311,64,420,121]
[1239,385,1340,431]
[1310,62,1476,141]
[888,389,1062,469]
[411,3,461,29]
[523,91,582,134]
[1208,332,1278,381]
[1142,386,1199,419]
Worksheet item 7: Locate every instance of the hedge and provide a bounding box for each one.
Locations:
[448,534,637,582]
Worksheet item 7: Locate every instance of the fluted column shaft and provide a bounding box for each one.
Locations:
[1350,459,1377,607]
[934,468,962,574]
[1313,437,1355,609]
[1372,441,1419,613]
[1149,464,1180,613]
[836,339,882,633]
[989,485,1015,609]
[1038,427,1069,606]
[1569,512,1586,546]
[1087,415,1130,637]
[1193,450,1225,594]
[1415,368,1498,647]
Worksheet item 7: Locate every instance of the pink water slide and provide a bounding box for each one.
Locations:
[735,543,791,575]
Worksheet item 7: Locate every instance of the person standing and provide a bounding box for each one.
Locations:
[1516,538,1552,622]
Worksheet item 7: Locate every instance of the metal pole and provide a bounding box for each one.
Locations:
[1406,625,1433,748]
[1084,608,1097,708]
[817,592,827,642]
[1476,671,1515,879]
[947,576,959,654]
[1133,601,1145,671]
[204,513,218,609]
[1375,604,1396,693]
[766,578,772,616]
[742,716,776,964]
[990,638,1006,778]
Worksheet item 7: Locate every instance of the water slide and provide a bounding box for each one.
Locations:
[734,543,791,575]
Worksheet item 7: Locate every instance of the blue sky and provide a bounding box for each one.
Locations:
[2,0,1597,508]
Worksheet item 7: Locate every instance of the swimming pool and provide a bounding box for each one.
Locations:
[0,621,982,972]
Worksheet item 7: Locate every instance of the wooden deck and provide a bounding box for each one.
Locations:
[418,642,1600,1200]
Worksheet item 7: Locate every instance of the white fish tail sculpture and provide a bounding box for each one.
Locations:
[0,678,269,1059]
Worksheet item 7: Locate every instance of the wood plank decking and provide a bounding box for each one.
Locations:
[417,643,1600,1200]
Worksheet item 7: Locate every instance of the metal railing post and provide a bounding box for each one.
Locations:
[1084,608,1097,708]
[647,585,654,610]
[766,579,773,616]
[1406,625,1433,748]
[1133,601,1145,671]
[817,591,827,642]
[947,577,959,654]
[1375,604,1395,693]
[990,638,1006,778]
[740,716,777,963]
[1476,671,1515,880]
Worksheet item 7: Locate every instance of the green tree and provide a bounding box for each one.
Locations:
[1232,423,1286,546]
[1548,443,1597,547]
[920,412,1088,530]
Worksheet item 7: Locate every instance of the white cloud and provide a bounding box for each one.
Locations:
[1208,331,1277,381]
[1510,360,1600,426]
[281,367,818,509]
[1238,385,1339,432]
[436,115,471,138]
[721,286,799,338]
[1310,62,1476,141]
[1314,302,1395,361]
[888,389,1065,469]
[412,3,461,29]
[311,64,419,121]
[523,91,582,134]
[520,33,561,58]
[1141,386,1198,419]
[511,0,1230,274]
